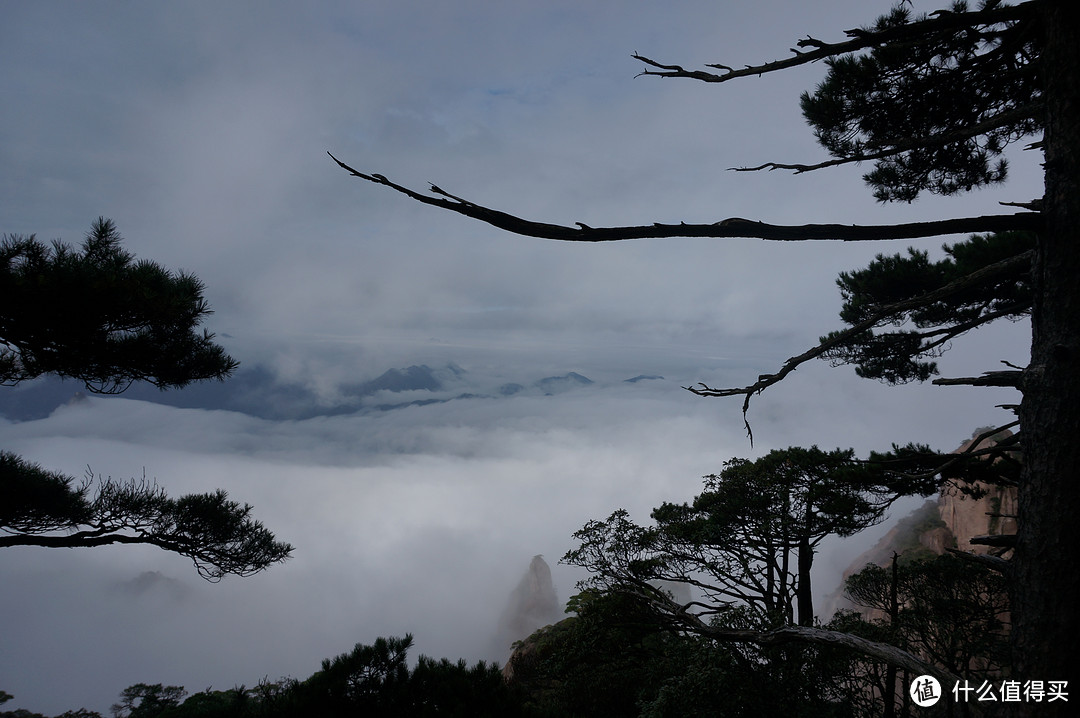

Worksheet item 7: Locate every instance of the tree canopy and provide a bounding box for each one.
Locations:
[1,218,237,394]
[567,448,899,627]
[562,447,957,687]
[1,219,290,580]
[116,636,516,718]
[0,452,292,581]
[845,553,1010,680]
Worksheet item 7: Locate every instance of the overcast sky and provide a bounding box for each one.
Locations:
[0,1,1040,714]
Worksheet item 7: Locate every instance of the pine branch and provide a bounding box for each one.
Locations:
[916,302,1030,350]
[855,420,1021,486]
[730,103,1043,175]
[632,1,1037,84]
[329,153,1040,243]
[686,250,1033,441]
[0,531,166,549]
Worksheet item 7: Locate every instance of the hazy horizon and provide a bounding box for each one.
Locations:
[0,1,1035,713]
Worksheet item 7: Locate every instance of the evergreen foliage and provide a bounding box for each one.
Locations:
[3,635,523,717]
[822,231,1033,384]
[845,554,1010,679]
[511,591,857,717]
[0,452,292,581]
[566,447,905,628]
[0,218,237,393]
[507,591,690,716]
[111,685,187,718]
[800,1,1040,202]
[0,219,289,579]
[555,443,1015,714]
[831,553,1011,715]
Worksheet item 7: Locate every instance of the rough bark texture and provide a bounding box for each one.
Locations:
[1015,1,1080,713]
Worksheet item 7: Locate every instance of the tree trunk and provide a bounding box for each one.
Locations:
[796,536,813,627]
[797,502,814,627]
[883,553,899,718]
[1014,1,1080,715]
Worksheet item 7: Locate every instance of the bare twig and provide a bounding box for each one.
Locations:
[636,587,965,690]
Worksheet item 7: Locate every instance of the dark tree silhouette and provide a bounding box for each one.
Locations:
[564,448,957,686]
[1,218,237,393]
[846,554,1010,682]
[333,2,1078,705]
[0,452,292,581]
[111,684,186,718]
[1,219,291,580]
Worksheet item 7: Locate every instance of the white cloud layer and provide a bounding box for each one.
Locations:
[0,1,1037,713]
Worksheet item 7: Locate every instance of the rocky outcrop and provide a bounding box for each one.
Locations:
[827,428,1017,616]
[494,555,561,660]
[501,617,574,684]
[937,429,1018,554]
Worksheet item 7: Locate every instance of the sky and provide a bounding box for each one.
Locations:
[0,1,1041,714]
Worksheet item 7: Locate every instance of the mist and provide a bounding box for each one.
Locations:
[0,0,1035,714]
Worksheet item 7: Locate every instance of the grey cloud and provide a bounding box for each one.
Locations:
[0,0,1034,714]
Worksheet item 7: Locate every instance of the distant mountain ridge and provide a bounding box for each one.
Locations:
[343,364,445,395]
[535,372,593,395]
[0,363,668,422]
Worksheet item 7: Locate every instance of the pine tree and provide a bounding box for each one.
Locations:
[1,219,291,580]
[334,2,1079,710]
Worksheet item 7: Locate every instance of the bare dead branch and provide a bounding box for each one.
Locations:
[608,580,965,688]
[1000,198,1044,211]
[960,421,1021,455]
[863,302,1030,373]
[329,153,1039,243]
[932,370,1024,387]
[970,533,1018,548]
[945,548,1010,574]
[634,588,965,689]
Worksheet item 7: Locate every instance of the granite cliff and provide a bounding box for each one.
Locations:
[493,555,561,661]
[827,427,1017,617]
